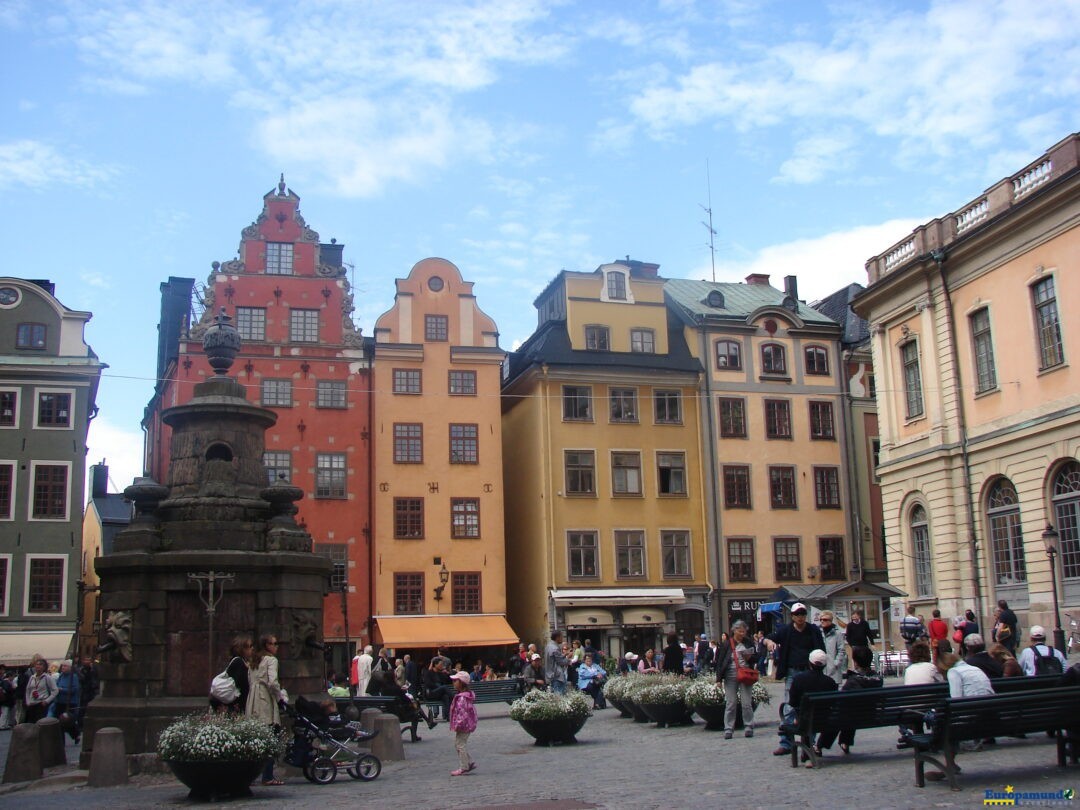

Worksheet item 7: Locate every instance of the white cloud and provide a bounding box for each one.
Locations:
[625,0,1080,164]
[706,218,926,302]
[85,416,145,495]
[0,140,117,190]
[80,272,110,289]
[774,131,855,185]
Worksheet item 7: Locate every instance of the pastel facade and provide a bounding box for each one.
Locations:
[854,133,1080,640]
[371,258,514,651]
[666,276,894,635]
[503,261,711,657]
[0,278,103,664]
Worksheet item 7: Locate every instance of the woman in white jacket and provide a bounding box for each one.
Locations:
[246,633,285,785]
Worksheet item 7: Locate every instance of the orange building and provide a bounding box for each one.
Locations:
[370,258,516,661]
[143,178,372,672]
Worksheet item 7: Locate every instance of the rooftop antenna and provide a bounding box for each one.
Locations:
[700,159,717,283]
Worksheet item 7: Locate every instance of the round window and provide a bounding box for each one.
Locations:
[0,286,20,307]
[428,276,444,292]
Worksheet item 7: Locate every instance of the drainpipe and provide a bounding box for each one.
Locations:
[931,248,984,623]
[366,360,375,653]
[540,364,557,636]
[698,323,723,637]
[839,349,864,577]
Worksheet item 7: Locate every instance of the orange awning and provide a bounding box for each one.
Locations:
[373,615,518,648]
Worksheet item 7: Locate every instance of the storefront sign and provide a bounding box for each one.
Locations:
[728,600,765,612]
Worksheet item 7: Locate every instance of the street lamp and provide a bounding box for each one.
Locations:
[433,562,450,601]
[1041,523,1067,654]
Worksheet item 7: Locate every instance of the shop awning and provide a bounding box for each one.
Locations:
[0,632,75,667]
[372,615,518,648]
[620,608,667,625]
[551,588,686,607]
[563,608,615,628]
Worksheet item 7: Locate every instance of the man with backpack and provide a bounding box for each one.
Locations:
[1017,625,1067,676]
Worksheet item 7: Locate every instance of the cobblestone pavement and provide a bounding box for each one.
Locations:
[2,676,1078,810]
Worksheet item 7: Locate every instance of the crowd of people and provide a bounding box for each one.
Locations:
[0,655,98,743]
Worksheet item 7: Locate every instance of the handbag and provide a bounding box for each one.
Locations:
[733,641,759,686]
[210,657,240,704]
[951,627,964,644]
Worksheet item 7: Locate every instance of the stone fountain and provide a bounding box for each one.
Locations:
[81,309,331,765]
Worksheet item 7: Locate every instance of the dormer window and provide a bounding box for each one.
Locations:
[606,271,627,301]
[761,343,787,375]
[585,325,610,351]
[706,290,725,308]
[16,323,47,350]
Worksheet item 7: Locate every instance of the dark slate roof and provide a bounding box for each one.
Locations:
[91,494,132,524]
[504,319,702,387]
[811,283,869,347]
[664,279,838,327]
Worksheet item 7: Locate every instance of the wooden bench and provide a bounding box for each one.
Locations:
[910,685,1080,790]
[334,695,428,742]
[785,675,1062,769]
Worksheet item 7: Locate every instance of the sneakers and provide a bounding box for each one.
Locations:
[745,728,754,738]
[724,731,733,739]
[773,747,790,756]
[450,769,467,776]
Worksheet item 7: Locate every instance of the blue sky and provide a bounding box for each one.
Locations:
[2,0,1077,493]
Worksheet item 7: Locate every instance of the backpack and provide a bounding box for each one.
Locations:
[1031,644,1064,676]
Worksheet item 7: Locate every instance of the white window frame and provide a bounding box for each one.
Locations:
[0,553,11,616]
[24,553,68,617]
[0,460,15,521]
[27,460,71,522]
[33,387,76,431]
[0,387,20,430]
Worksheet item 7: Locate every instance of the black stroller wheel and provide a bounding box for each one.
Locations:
[308,756,337,784]
[347,753,381,781]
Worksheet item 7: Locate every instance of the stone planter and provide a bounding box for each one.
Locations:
[622,697,651,723]
[607,697,633,718]
[165,759,264,801]
[692,702,745,731]
[517,716,588,746]
[638,700,694,728]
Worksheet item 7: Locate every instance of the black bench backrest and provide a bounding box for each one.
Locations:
[936,686,1080,742]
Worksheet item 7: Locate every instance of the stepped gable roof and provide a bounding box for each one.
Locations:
[811,283,869,347]
[664,278,838,328]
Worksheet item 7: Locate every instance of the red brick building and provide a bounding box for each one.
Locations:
[143,178,372,672]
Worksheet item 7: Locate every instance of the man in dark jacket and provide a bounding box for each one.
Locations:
[994,600,1019,654]
[963,634,1004,679]
[778,648,837,758]
[844,610,876,649]
[763,603,825,755]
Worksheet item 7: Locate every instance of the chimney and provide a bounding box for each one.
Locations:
[784,275,799,301]
[745,273,770,286]
[91,463,109,498]
[319,239,344,268]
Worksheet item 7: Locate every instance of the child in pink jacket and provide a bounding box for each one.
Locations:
[448,670,478,776]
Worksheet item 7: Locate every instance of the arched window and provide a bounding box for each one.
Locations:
[910,504,933,597]
[1052,461,1080,580]
[987,479,1026,586]
[761,343,786,375]
[804,346,829,375]
[716,340,741,370]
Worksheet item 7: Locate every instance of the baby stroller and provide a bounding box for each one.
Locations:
[284,696,382,784]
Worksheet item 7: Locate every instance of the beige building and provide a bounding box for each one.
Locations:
[854,133,1080,644]
[502,261,711,657]
[371,258,516,655]
[666,275,897,636]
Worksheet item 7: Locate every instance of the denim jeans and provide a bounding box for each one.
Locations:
[551,679,567,695]
[776,669,805,751]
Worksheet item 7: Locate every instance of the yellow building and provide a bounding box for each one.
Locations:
[854,133,1080,645]
[502,261,711,658]
[666,275,896,635]
[370,258,516,656]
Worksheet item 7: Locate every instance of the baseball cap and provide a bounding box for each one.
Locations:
[700,634,708,640]
[450,671,471,684]
[791,602,808,614]
[808,649,827,667]
[625,652,639,660]
[1030,625,1046,639]
[530,653,541,660]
